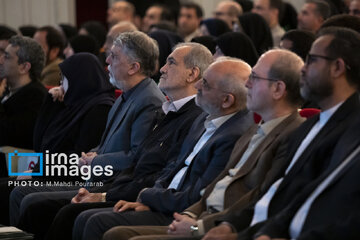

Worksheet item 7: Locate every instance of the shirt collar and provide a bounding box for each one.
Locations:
[122,78,149,101]
[162,95,195,114]
[259,114,291,136]
[204,112,236,131]
[319,101,343,126]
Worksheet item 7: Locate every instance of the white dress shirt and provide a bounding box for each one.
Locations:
[250,102,343,226]
[162,95,195,115]
[167,113,236,190]
[289,144,360,238]
[206,115,289,212]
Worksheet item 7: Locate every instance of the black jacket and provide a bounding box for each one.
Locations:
[100,99,203,201]
[0,81,47,149]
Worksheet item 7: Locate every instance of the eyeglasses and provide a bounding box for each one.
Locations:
[305,53,351,70]
[305,54,335,65]
[248,72,279,83]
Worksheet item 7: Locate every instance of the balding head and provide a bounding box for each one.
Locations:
[107,1,135,27]
[195,57,250,117]
[214,1,243,29]
[246,49,303,121]
[104,21,138,56]
[349,0,360,16]
[263,49,304,106]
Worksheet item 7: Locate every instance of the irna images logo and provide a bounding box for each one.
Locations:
[8,150,113,180]
[8,150,43,177]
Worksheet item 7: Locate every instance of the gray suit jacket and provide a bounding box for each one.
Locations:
[91,78,166,173]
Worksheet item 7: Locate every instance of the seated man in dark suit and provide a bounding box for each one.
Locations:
[199,27,360,240]
[0,35,47,149]
[254,112,360,240]
[71,57,255,240]
[101,49,307,240]
[0,35,47,225]
[7,31,165,225]
[12,42,213,240]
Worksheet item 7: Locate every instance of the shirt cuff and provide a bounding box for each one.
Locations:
[197,219,205,235]
[101,192,107,202]
[219,221,237,233]
[136,188,149,202]
[182,211,197,219]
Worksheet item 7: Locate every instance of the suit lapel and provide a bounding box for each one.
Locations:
[97,96,124,149]
[278,94,360,192]
[99,78,152,151]
[200,125,256,199]
[234,113,299,179]
[225,125,258,170]
[171,114,207,173]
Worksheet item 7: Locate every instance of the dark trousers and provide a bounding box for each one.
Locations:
[0,178,15,225]
[46,202,115,240]
[74,208,174,240]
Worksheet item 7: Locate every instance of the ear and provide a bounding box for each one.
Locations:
[186,67,201,83]
[19,62,31,75]
[49,47,60,61]
[222,93,235,109]
[272,80,286,101]
[128,62,141,75]
[331,58,347,78]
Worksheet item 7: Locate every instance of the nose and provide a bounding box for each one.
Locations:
[159,63,167,74]
[301,63,307,74]
[106,55,111,65]
[245,78,252,89]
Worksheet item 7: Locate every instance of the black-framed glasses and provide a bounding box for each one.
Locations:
[248,72,279,83]
[305,54,335,65]
[305,53,351,70]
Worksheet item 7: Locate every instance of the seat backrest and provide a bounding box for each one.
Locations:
[115,89,122,99]
[299,108,320,118]
[253,108,321,124]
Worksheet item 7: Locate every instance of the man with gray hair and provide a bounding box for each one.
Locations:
[103,21,138,57]
[0,36,47,149]
[101,51,305,240]
[69,50,255,240]
[80,31,165,172]
[214,1,243,31]
[10,42,213,239]
[8,31,165,231]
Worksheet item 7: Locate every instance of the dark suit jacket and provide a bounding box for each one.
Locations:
[91,78,166,173]
[184,112,305,231]
[0,81,47,149]
[139,109,255,215]
[221,93,360,234]
[102,99,204,202]
[256,111,360,240]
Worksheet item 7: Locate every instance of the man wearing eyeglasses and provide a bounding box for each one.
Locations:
[196,27,360,240]
[107,1,137,28]
[0,36,47,149]
[213,1,243,31]
[99,50,307,240]
[67,57,255,240]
